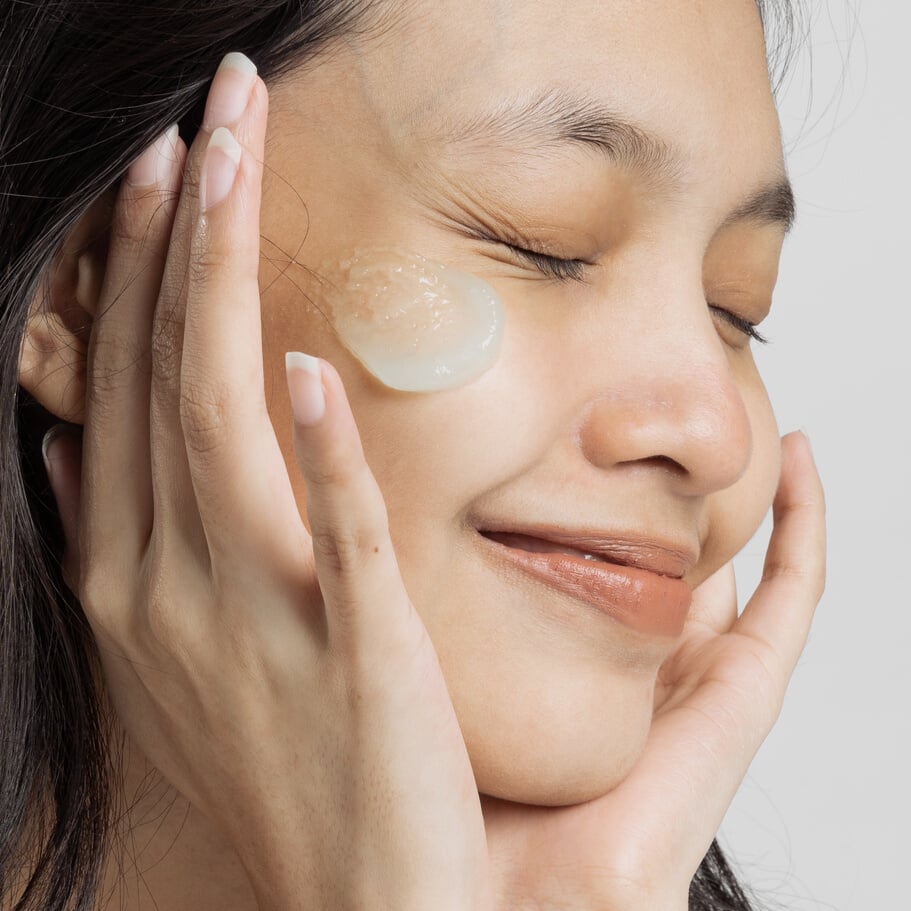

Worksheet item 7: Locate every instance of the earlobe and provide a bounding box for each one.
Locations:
[17,190,113,424]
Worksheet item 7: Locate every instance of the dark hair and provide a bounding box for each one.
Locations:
[0,2,799,908]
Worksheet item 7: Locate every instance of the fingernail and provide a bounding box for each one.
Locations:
[202,52,257,130]
[41,424,67,474]
[285,352,326,427]
[127,124,179,187]
[200,127,242,213]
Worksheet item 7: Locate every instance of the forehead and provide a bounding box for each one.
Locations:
[351,0,783,183]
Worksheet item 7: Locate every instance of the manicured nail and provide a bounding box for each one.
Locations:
[202,52,257,130]
[127,124,179,187]
[285,352,326,426]
[200,127,242,213]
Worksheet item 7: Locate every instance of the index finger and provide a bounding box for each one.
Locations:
[178,75,307,561]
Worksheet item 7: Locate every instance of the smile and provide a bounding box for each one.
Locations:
[477,529,694,638]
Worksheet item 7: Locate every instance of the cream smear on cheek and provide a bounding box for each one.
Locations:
[314,249,504,392]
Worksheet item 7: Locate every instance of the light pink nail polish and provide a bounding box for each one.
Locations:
[127,124,179,188]
[285,352,326,426]
[200,127,242,213]
[202,52,258,130]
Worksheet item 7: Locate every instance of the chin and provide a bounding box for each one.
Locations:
[471,731,648,807]
[458,680,654,807]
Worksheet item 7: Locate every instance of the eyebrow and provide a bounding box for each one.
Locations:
[722,181,796,232]
[440,88,796,233]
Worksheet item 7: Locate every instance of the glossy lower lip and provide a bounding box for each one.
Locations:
[477,532,693,637]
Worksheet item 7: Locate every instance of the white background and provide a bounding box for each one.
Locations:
[723,2,910,908]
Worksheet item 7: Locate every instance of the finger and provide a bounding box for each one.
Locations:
[607,434,825,881]
[285,355,418,652]
[81,126,185,563]
[685,561,737,634]
[42,424,84,591]
[179,85,305,563]
[735,430,827,672]
[148,53,259,554]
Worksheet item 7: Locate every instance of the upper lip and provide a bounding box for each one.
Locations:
[476,522,698,580]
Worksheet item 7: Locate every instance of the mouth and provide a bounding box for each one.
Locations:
[476,527,695,637]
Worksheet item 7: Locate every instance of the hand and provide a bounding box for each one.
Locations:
[480,431,826,911]
[41,55,491,911]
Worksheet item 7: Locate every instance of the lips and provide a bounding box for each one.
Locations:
[477,527,695,637]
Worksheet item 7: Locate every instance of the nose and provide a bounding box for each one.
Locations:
[574,280,753,498]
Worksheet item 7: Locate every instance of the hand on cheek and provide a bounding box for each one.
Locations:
[40,55,495,911]
[480,431,825,911]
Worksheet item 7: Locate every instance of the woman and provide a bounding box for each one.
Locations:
[2,1,826,909]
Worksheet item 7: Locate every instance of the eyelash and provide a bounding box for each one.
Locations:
[502,242,769,345]
[504,243,589,283]
[707,306,769,345]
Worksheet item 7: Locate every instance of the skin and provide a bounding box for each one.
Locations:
[260,0,783,800]
[15,1,827,908]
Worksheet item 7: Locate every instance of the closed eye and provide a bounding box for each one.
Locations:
[474,226,769,344]
[511,246,770,344]
[502,243,589,282]
[708,305,769,344]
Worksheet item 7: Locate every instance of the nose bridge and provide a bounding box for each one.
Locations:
[573,269,753,496]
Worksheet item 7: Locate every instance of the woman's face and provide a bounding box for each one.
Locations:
[258,0,788,804]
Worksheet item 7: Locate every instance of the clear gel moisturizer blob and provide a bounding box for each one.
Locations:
[324,250,504,392]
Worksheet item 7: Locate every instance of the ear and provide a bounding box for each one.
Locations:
[18,188,116,424]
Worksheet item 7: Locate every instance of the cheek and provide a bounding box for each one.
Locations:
[259,247,508,527]
[700,367,781,575]
[313,249,505,393]
[259,243,784,804]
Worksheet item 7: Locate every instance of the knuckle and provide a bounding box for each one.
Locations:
[140,550,196,657]
[305,450,375,495]
[150,308,185,381]
[305,459,350,489]
[311,524,384,578]
[760,559,807,584]
[78,562,110,613]
[143,591,179,651]
[112,184,175,251]
[188,248,232,288]
[762,555,826,604]
[78,562,124,638]
[87,331,150,397]
[179,157,202,202]
[179,379,232,457]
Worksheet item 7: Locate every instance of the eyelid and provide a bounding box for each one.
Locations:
[708,304,769,344]
[505,245,770,344]
[504,243,589,282]
[458,219,592,283]
[473,223,769,343]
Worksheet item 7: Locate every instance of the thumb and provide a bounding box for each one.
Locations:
[42,423,83,592]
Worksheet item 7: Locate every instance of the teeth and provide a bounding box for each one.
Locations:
[548,545,607,562]
[484,531,608,563]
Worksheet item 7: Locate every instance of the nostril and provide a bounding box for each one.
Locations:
[618,454,685,475]
[575,371,752,497]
